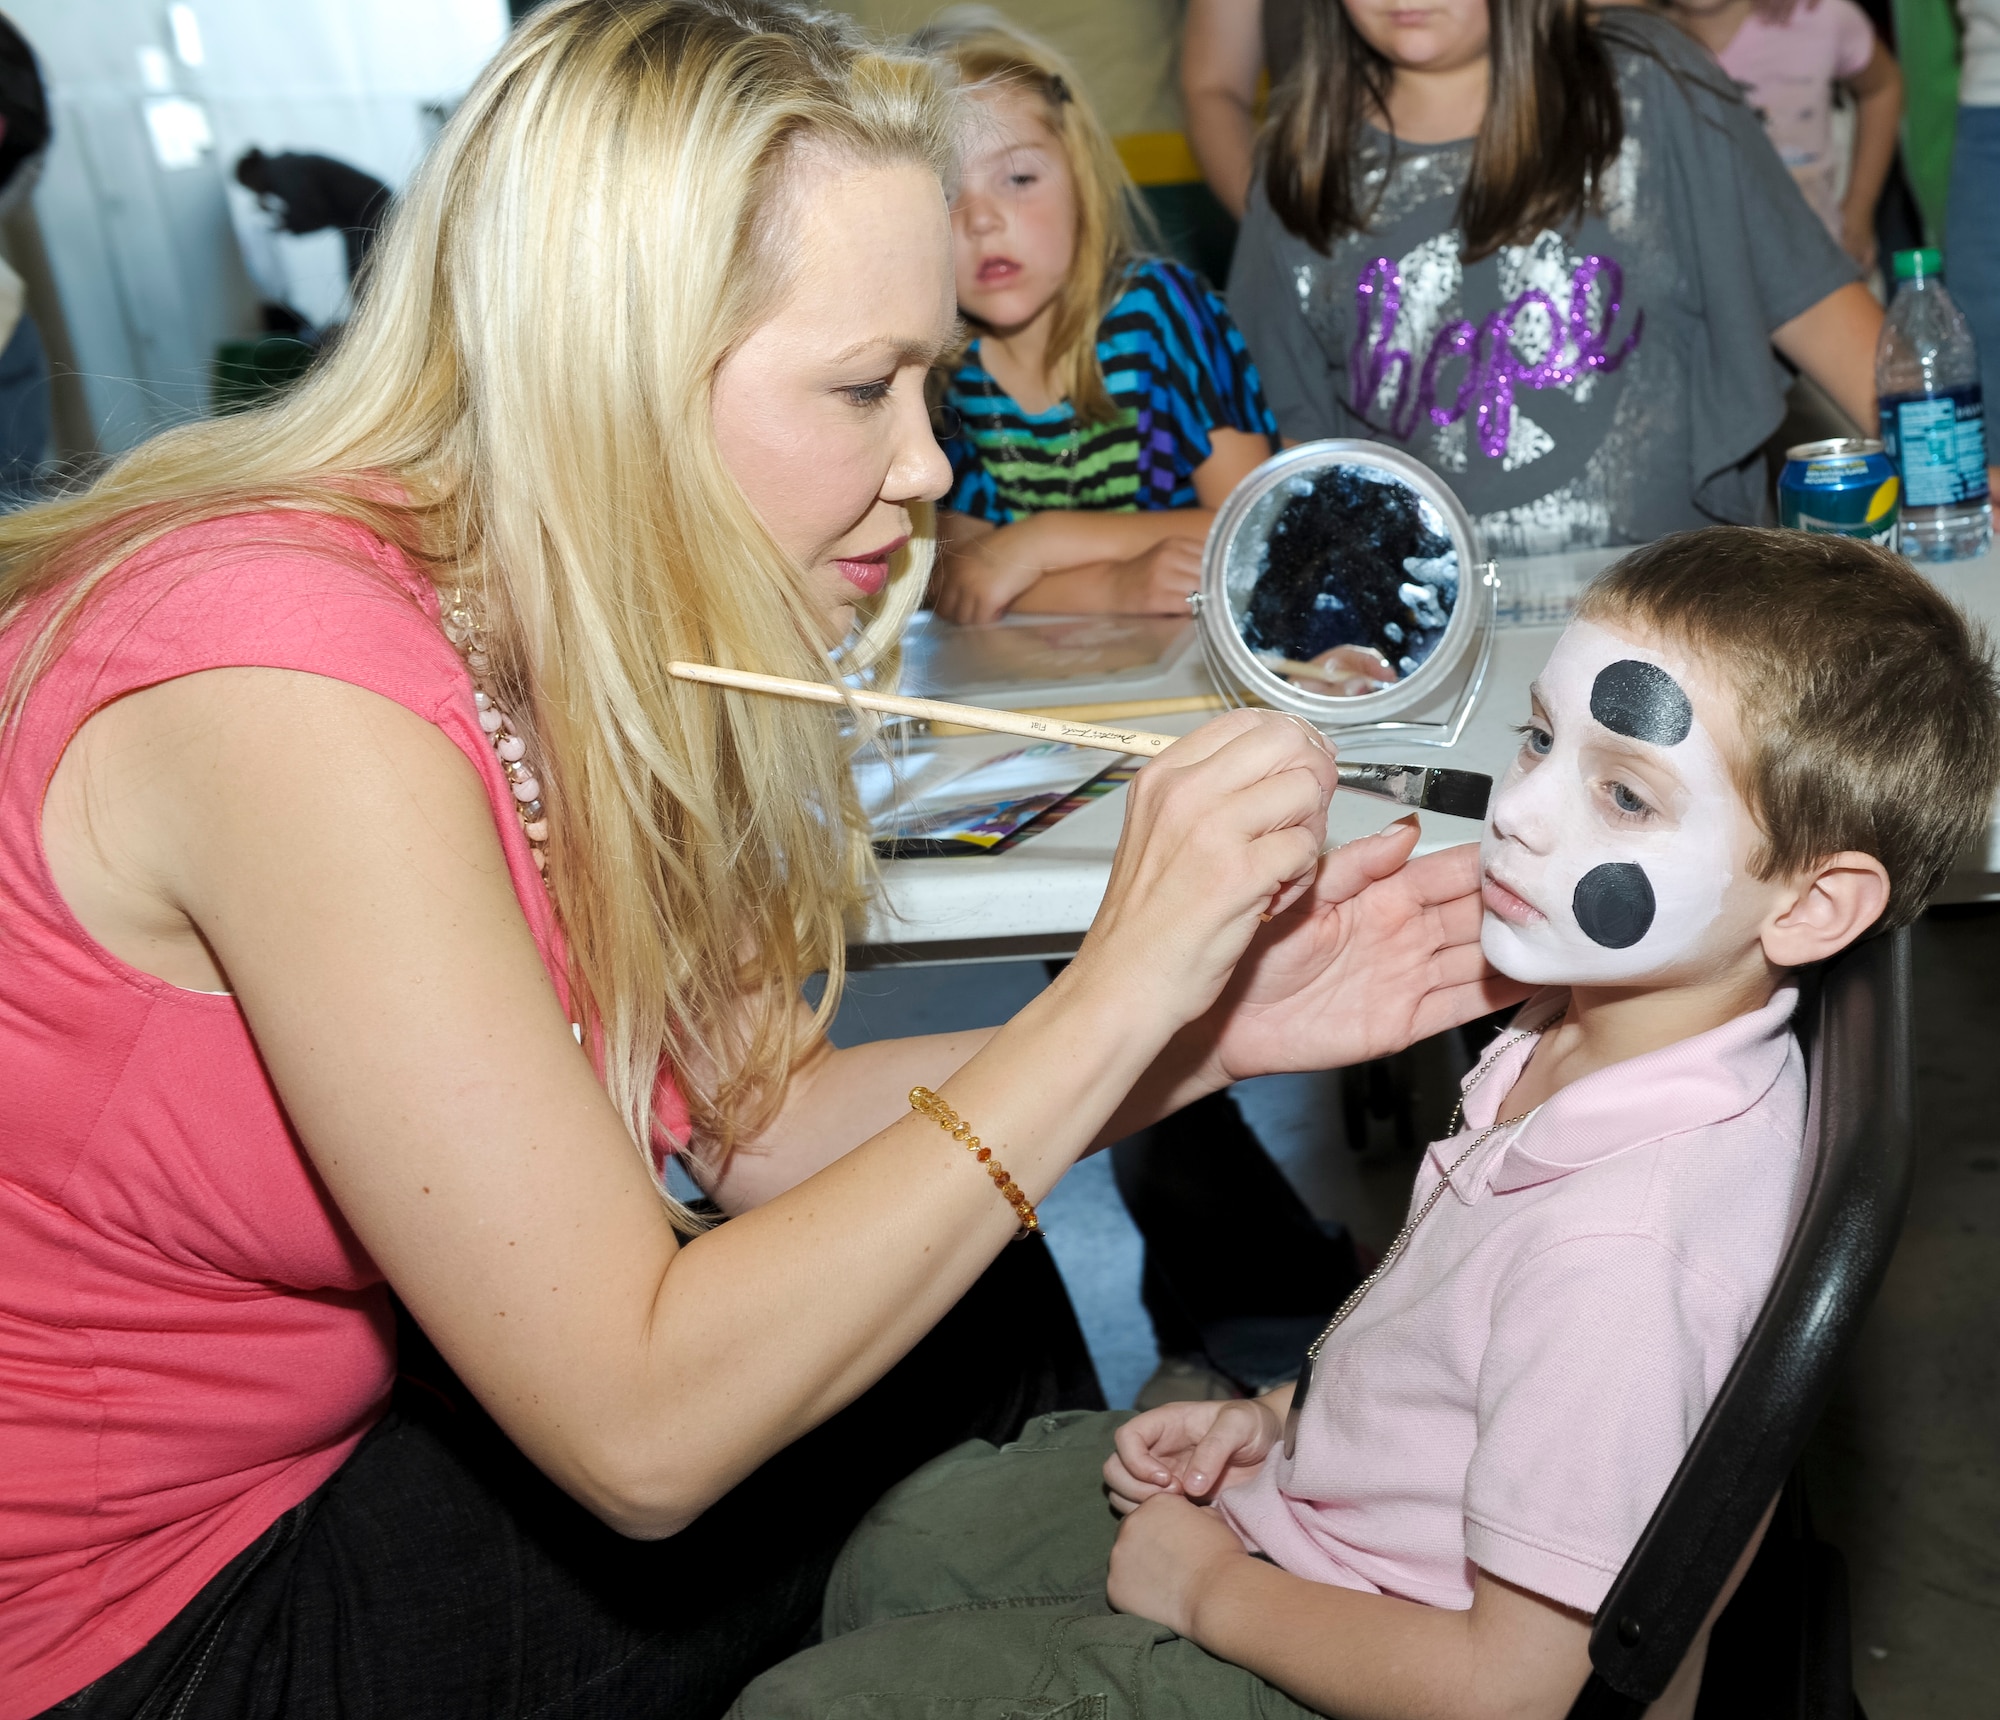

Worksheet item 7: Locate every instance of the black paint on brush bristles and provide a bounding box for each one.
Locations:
[1420,769,1491,821]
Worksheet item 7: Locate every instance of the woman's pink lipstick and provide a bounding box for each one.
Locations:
[835,534,908,597]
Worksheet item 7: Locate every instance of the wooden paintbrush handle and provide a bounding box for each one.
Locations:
[927,693,1227,736]
[666,661,1179,756]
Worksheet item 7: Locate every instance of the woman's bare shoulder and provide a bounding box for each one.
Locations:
[44,666,505,994]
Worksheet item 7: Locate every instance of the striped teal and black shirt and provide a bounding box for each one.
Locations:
[941,258,1277,523]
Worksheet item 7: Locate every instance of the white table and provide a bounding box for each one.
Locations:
[857,540,2000,964]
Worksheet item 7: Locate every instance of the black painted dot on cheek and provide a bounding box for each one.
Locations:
[1573,862,1656,949]
[1590,660,1692,747]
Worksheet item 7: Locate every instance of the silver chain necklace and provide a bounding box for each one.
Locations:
[1283,1027,1544,1458]
[966,368,1081,512]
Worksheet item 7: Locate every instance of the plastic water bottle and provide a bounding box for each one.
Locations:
[1876,248,1992,562]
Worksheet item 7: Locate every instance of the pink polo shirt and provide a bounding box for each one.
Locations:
[1219,985,1808,1614]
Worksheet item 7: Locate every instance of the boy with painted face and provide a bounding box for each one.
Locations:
[1482,639,1746,980]
[736,529,2000,1720]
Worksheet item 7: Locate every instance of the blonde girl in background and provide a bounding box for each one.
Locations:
[922,11,1282,625]
[0,4,1505,1716]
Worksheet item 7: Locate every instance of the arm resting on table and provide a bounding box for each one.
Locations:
[934,430,1270,621]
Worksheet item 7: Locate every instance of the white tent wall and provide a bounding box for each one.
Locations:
[10,0,506,454]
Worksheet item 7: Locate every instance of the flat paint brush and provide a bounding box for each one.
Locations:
[1329,761,1491,822]
[666,662,1492,820]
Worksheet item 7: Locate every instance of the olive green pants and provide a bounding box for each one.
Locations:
[729,1409,1321,1720]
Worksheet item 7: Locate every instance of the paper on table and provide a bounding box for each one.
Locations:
[856,737,1120,853]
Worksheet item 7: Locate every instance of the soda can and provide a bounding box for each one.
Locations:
[1778,438,1901,545]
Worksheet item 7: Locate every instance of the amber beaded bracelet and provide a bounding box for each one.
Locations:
[908,1086,1040,1237]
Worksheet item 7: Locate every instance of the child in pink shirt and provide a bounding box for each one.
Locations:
[733,527,2000,1720]
[1660,0,1905,267]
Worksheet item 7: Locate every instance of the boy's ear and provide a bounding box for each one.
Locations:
[1759,851,1892,968]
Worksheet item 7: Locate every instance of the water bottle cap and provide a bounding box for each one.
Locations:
[1892,247,1943,282]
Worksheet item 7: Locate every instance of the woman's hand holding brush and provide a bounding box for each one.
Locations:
[1068,709,1340,1041]
[666,662,1515,1121]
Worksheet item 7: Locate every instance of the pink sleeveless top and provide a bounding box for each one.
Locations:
[0,513,689,1716]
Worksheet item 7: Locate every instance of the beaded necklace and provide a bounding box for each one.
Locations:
[441,588,550,881]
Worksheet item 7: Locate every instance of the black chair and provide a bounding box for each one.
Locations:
[1564,928,1913,1719]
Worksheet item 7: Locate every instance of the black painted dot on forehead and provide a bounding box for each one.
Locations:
[1589,660,1693,747]
[1573,862,1656,949]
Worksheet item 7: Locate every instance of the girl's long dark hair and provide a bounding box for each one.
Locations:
[1266,0,1625,261]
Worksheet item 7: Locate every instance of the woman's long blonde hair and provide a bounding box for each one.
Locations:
[911,8,1152,424]
[0,0,957,1226]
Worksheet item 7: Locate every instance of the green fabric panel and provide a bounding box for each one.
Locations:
[1894,0,1962,244]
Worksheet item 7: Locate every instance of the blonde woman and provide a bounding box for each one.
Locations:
[0,4,1504,1716]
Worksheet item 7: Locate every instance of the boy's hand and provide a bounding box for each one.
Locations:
[1104,1397,1281,1514]
[1107,1492,1250,1638]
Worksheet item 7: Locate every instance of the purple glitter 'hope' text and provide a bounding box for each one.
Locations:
[1349,254,1643,459]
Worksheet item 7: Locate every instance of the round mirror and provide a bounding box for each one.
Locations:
[1197,441,1487,727]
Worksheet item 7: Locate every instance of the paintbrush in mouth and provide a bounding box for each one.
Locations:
[666,662,1493,820]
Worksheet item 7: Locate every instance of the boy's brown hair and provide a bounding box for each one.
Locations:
[1578,527,2000,930]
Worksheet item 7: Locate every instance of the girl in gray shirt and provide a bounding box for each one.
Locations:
[1228,3,1877,556]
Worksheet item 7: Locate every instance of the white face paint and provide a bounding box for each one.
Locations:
[1480,620,1749,985]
